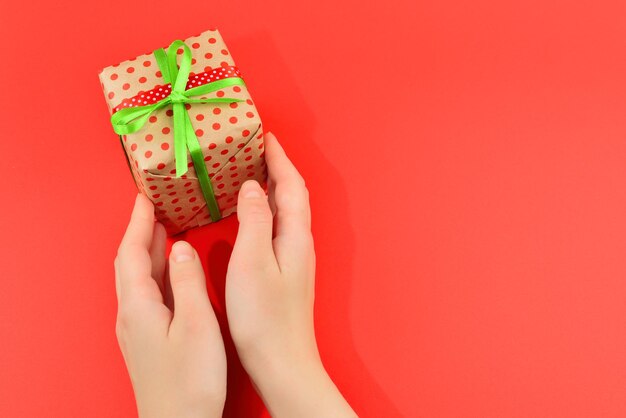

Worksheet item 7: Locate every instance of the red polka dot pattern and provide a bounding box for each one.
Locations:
[111,66,243,113]
[99,28,266,235]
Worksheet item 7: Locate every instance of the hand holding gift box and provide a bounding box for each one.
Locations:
[99,29,266,234]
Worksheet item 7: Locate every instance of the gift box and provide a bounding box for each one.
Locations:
[99,29,266,234]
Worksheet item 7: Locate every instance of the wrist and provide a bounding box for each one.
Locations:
[239,338,324,390]
[243,350,351,418]
[255,361,330,415]
[136,395,224,418]
[139,406,222,418]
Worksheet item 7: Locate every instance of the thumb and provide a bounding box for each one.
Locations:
[168,241,213,321]
[233,180,275,268]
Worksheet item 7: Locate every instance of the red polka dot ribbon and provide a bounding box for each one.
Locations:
[111,66,243,113]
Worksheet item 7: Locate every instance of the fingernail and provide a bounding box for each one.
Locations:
[242,180,262,198]
[171,241,194,262]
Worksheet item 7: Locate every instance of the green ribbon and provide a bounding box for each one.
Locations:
[111,40,246,222]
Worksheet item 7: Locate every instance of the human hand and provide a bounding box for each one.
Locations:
[226,132,356,417]
[114,195,226,418]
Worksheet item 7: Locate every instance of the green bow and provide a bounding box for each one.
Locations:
[111,40,247,222]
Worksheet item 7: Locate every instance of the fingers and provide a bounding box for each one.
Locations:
[149,222,167,293]
[264,132,311,236]
[120,194,155,250]
[116,194,163,304]
[232,180,276,269]
[168,241,214,323]
[162,267,174,311]
[263,133,313,261]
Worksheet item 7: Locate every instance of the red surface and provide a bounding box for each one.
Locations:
[1,1,626,417]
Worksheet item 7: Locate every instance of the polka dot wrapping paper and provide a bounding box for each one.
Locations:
[99,29,266,235]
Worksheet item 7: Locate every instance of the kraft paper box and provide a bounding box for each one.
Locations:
[99,29,266,234]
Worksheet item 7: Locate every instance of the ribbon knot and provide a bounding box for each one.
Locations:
[168,90,187,104]
[109,39,248,223]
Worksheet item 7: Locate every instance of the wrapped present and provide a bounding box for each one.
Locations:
[99,29,266,234]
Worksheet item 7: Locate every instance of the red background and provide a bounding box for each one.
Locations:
[1,0,626,416]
